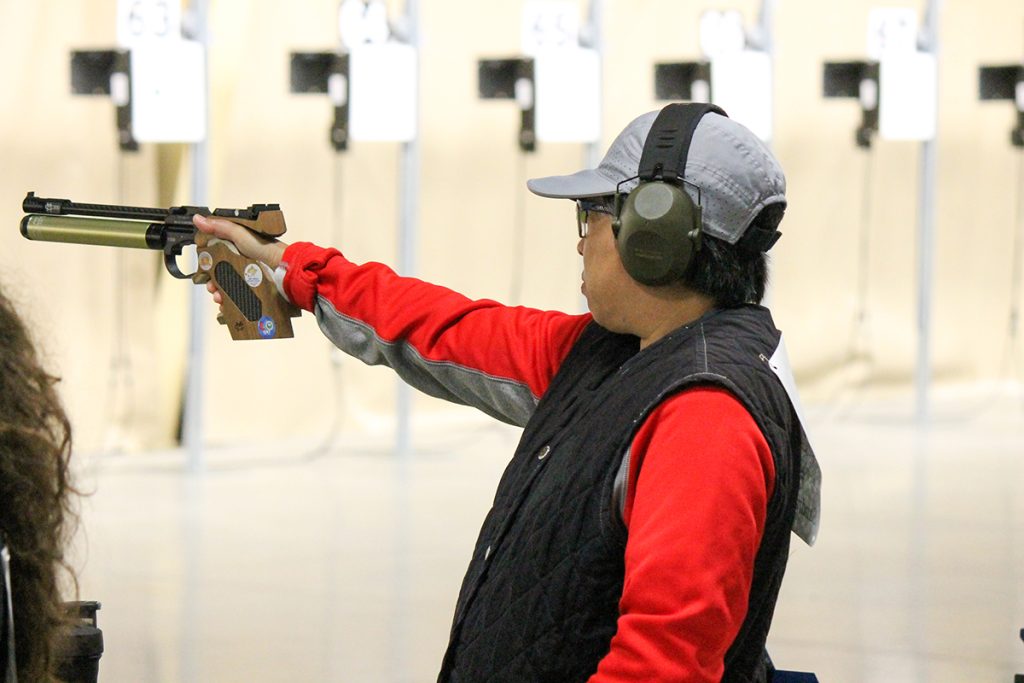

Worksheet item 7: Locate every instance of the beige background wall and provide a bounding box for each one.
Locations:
[1,0,1022,453]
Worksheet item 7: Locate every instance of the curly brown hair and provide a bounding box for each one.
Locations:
[0,287,78,682]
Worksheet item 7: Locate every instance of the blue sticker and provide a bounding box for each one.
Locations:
[257,316,276,339]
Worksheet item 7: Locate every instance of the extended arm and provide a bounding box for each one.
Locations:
[280,241,590,426]
[194,215,590,426]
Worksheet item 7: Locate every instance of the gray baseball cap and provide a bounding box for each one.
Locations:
[526,108,786,246]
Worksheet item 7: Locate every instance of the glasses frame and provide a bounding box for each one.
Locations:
[575,199,615,238]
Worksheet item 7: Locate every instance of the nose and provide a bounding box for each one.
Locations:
[576,238,584,256]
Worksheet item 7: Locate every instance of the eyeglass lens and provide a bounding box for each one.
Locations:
[576,203,589,238]
[576,200,611,238]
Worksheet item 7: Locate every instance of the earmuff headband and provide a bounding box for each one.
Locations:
[613,103,729,287]
[637,103,728,184]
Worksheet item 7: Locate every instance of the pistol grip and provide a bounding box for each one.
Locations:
[194,234,301,341]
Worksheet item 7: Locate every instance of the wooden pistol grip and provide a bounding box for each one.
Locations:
[223,209,286,238]
[193,233,301,341]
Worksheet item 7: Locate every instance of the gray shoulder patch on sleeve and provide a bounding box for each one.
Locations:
[315,296,539,427]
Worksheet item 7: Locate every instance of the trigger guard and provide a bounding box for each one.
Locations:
[164,251,193,279]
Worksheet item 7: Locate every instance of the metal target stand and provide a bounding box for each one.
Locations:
[67,4,211,469]
[290,0,421,459]
[979,61,1024,408]
[821,1,943,424]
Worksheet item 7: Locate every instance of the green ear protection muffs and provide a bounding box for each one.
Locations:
[613,103,728,286]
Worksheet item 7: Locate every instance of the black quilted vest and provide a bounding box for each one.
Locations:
[439,305,802,683]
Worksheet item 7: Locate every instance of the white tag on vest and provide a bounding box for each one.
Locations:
[769,336,822,546]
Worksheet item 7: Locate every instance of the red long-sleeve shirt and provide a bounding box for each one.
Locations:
[281,242,775,682]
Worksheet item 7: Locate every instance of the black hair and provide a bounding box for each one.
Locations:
[680,202,785,307]
[579,195,616,213]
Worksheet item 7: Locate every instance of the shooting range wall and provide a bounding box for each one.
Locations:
[1,0,1022,453]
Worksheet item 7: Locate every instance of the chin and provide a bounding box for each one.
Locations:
[589,309,629,335]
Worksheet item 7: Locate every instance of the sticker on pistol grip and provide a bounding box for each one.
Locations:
[198,251,214,271]
[257,315,277,339]
[244,263,264,288]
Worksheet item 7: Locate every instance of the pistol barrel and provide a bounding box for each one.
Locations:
[22,192,170,221]
[21,215,163,250]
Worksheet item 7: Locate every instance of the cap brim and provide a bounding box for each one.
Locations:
[526,169,619,199]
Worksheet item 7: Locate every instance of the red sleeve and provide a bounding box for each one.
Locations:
[589,387,776,683]
[280,241,590,401]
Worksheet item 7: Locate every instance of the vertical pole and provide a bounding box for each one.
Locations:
[396,0,420,459]
[584,0,605,169]
[178,11,212,681]
[579,0,605,313]
[915,0,941,424]
[756,0,777,306]
[758,0,777,136]
[393,9,420,673]
[184,0,210,472]
[756,0,776,56]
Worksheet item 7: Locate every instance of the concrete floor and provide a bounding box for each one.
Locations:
[71,391,1024,682]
